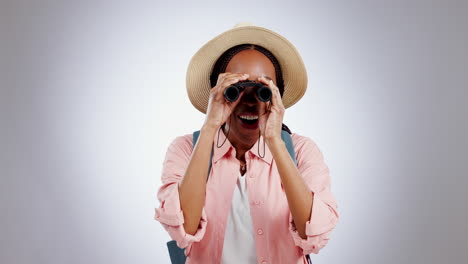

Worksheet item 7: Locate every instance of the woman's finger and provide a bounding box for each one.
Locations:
[220,73,248,83]
[223,75,248,86]
[257,76,283,108]
[213,73,248,99]
[215,73,248,92]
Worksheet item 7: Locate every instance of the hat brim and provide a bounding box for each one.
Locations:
[186,25,308,114]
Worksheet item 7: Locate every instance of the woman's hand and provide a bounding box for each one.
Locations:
[203,72,249,131]
[257,76,285,144]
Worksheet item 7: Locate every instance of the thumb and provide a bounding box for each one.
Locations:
[258,106,269,134]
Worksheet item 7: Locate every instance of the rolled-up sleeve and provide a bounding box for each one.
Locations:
[154,135,208,256]
[288,135,340,255]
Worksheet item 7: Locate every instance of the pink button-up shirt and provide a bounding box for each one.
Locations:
[154,129,339,264]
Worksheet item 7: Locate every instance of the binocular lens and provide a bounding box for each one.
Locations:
[224,86,241,102]
[257,86,272,102]
[224,81,272,103]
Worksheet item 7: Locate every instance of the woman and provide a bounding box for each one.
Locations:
[154,22,339,264]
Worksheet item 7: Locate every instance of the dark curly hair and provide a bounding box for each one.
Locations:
[209,44,292,134]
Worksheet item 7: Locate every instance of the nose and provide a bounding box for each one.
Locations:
[241,91,258,105]
[240,86,259,104]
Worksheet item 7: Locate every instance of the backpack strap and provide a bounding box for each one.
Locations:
[280,129,297,166]
[192,130,214,183]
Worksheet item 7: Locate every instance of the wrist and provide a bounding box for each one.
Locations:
[266,136,284,150]
[202,117,224,131]
[201,123,219,137]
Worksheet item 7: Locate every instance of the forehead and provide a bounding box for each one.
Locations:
[225,49,276,81]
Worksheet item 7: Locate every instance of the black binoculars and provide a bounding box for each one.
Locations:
[224,80,272,103]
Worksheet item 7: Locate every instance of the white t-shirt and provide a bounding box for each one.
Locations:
[221,171,258,264]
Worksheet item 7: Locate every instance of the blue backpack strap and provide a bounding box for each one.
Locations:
[281,129,298,166]
[192,130,213,182]
[166,240,186,264]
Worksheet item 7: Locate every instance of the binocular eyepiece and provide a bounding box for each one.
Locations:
[224,80,272,103]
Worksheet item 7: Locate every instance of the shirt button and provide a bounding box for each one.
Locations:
[249,174,254,178]
[257,228,264,235]
[261,261,267,264]
[254,200,260,205]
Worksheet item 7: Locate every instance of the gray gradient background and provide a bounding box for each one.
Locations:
[1,0,467,263]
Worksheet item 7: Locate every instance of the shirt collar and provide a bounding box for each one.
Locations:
[212,128,273,165]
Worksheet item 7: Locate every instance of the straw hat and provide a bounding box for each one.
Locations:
[186,22,308,114]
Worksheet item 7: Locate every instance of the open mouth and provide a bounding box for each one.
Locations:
[238,114,259,125]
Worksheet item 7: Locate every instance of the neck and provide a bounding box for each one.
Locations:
[222,125,257,161]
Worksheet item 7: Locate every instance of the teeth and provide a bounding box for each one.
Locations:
[239,115,258,120]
